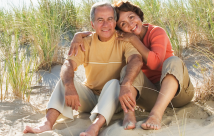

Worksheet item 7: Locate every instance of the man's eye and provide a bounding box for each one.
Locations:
[130,16,134,19]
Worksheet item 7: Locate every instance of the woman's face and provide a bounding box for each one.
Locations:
[116,11,142,36]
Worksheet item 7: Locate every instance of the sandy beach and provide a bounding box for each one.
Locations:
[0,0,214,135]
[0,47,214,136]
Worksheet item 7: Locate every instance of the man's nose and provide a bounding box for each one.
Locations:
[102,20,109,27]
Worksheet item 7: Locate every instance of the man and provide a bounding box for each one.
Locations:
[23,2,143,136]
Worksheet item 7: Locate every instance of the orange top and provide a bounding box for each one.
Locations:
[142,24,174,83]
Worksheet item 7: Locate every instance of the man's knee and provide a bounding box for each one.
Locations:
[101,79,120,97]
[107,79,120,84]
[104,79,120,92]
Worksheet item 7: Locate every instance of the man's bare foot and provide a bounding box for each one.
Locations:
[79,124,99,136]
[141,114,161,130]
[123,110,136,130]
[23,122,52,134]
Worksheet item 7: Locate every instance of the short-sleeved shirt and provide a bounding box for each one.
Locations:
[142,24,174,83]
[67,32,141,95]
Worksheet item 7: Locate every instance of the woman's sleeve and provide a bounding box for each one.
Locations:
[146,27,169,70]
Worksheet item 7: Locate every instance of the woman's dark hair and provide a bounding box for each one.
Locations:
[113,0,144,30]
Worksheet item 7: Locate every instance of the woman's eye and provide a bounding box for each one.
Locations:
[122,23,126,27]
[130,16,134,19]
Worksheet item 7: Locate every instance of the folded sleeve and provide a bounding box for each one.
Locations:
[146,27,169,70]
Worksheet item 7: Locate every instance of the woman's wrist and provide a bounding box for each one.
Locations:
[130,35,140,45]
[74,32,82,38]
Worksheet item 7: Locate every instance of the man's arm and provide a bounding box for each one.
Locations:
[119,54,143,113]
[60,59,81,110]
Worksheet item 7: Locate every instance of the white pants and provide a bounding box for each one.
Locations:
[47,79,122,125]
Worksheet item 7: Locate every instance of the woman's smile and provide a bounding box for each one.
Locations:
[117,11,143,36]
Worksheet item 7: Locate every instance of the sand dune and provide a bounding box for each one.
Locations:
[1,48,214,136]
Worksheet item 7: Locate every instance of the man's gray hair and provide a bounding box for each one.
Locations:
[90,2,117,23]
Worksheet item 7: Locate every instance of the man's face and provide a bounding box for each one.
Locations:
[91,6,116,42]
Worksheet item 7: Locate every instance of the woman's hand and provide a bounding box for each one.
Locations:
[68,31,92,56]
[116,31,138,43]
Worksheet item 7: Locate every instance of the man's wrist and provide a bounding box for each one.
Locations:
[64,83,77,94]
[121,79,132,87]
[64,82,75,88]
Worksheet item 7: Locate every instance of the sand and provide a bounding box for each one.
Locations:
[0,47,214,136]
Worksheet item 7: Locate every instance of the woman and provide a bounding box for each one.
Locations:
[68,0,194,130]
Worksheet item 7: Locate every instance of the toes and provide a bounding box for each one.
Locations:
[23,129,27,133]
[141,123,161,130]
[79,132,92,136]
[151,124,158,130]
[155,125,159,130]
[156,124,161,130]
[123,122,130,130]
[23,126,32,133]
[127,122,135,130]
[141,123,147,129]
[141,123,154,130]
[150,124,154,129]
[123,122,128,130]
[123,122,135,130]
[79,132,86,136]
[146,123,151,129]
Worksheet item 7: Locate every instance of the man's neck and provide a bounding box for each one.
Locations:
[98,34,114,42]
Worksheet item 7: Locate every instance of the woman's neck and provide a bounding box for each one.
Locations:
[138,24,148,41]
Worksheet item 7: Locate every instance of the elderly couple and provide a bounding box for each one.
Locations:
[23,1,195,136]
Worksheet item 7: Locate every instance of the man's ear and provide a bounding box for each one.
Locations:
[91,21,94,29]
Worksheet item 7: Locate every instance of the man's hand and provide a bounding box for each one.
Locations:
[119,84,136,113]
[64,84,81,111]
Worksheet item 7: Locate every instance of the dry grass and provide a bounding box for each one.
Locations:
[194,67,214,103]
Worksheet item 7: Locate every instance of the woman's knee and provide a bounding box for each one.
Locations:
[161,56,184,86]
[163,56,182,69]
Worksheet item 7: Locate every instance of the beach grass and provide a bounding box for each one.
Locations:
[12,0,77,71]
[0,0,213,101]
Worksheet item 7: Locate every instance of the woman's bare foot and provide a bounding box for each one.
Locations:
[123,110,136,130]
[141,113,162,130]
[23,121,52,134]
[79,124,99,136]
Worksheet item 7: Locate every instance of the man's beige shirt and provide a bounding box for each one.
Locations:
[67,32,140,95]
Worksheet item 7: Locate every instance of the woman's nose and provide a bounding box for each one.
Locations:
[129,21,134,28]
